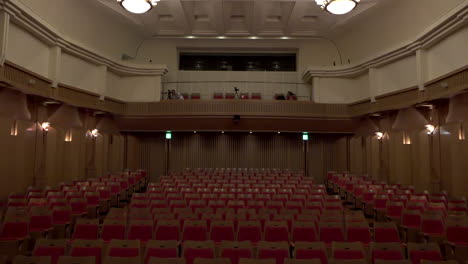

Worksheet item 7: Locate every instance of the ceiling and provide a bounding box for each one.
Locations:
[96,0,382,38]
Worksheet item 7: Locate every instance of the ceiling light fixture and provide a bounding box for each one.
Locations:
[117,0,159,14]
[315,0,360,15]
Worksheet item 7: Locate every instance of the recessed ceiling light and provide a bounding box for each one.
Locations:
[280,36,289,40]
[186,36,195,39]
[217,36,226,39]
[315,0,360,15]
[221,131,224,134]
[194,131,197,134]
[249,131,253,134]
[278,132,281,134]
[249,36,258,39]
[117,0,158,14]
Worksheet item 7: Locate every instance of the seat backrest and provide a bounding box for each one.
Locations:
[370,242,404,263]
[374,261,412,264]
[107,239,141,258]
[210,220,235,242]
[237,221,262,242]
[12,256,52,264]
[264,221,289,242]
[331,242,365,260]
[257,241,290,264]
[292,221,317,242]
[147,258,186,264]
[57,256,95,264]
[102,219,126,242]
[374,222,400,243]
[346,222,371,244]
[319,222,345,244]
[145,240,179,264]
[219,241,253,264]
[193,259,230,264]
[72,218,99,240]
[70,239,104,264]
[128,220,154,242]
[408,243,442,264]
[294,241,327,263]
[33,239,67,264]
[182,241,215,264]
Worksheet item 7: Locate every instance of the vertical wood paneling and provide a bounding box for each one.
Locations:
[129,133,351,181]
[349,107,468,197]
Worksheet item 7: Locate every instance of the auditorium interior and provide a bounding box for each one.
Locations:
[0,0,467,263]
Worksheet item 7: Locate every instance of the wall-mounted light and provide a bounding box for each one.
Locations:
[221,131,224,134]
[193,131,197,134]
[375,132,384,140]
[10,120,18,136]
[403,132,411,145]
[41,122,50,132]
[425,124,435,135]
[458,124,465,141]
[302,132,309,141]
[90,129,99,138]
[278,132,281,134]
[249,131,253,134]
[65,129,73,142]
[165,131,172,139]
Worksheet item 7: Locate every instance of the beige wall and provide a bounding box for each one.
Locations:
[17,0,143,60]
[6,23,51,78]
[125,132,350,183]
[0,103,125,199]
[330,0,465,63]
[135,38,340,73]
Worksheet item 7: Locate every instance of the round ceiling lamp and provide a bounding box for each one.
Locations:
[117,0,159,14]
[315,0,360,15]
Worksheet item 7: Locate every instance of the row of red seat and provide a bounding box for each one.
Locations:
[19,238,465,264]
[7,238,460,264]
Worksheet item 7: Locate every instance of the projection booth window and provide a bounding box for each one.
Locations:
[179,53,296,72]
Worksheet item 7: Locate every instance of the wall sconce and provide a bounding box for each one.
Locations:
[459,124,465,141]
[90,129,99,138]
[403,132,411,145]
[41,122,50,132]
[65,129,73,142]
[10,120,18,136]
[425,124,435,135]
[375,132,384,140]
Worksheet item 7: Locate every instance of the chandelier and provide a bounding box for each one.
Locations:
[117,0,160,14]
[315,0,360,15]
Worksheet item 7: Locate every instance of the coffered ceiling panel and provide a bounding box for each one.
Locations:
[97,0,382,37]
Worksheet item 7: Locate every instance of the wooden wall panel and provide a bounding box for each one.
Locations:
[126,133,350,182]
[0,117,37,196]
[0,105,127,199]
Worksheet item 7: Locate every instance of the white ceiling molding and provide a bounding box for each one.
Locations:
[1,0,168,76]
[303,3,468,81]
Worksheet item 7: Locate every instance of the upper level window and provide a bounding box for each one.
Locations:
[179,53,296,72]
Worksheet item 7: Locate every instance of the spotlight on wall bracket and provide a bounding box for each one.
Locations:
[426,124,435,135]
[40,122,50,132]
[375,132,384,140]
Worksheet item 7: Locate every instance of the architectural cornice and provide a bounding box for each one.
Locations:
[0,0,168,76]
[303,2,468,81]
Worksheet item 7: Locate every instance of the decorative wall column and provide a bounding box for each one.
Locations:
[97,65,108,100]
[48,46,62,88]
[0,11,10,66]
[416,49,428,91]
[369,67,378,103]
